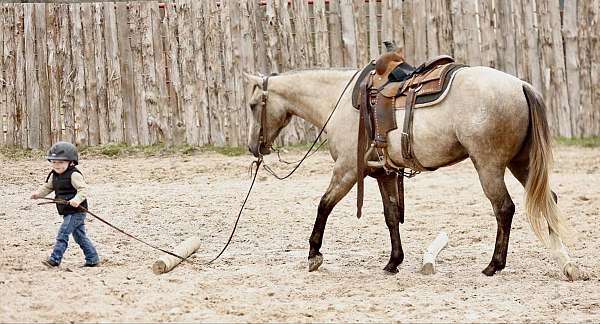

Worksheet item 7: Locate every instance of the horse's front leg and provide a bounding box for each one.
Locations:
[376,173,404,274]
[308,165,356,272]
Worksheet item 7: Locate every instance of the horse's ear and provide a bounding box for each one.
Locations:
[244,72,262,88]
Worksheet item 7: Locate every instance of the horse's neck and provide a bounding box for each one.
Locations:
[274,71,355,128]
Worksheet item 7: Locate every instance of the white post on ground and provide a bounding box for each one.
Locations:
[421,231,448,275]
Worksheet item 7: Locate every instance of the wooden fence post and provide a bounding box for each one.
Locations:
[35,4,52,148]
[93,3,110,144]
[24,4,40,149]
[130,3,150,145]
[562,0,581,137]
[103,2,124,143]
[81,3,100,146]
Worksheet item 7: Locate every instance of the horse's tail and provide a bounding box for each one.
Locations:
[522,84,573,247]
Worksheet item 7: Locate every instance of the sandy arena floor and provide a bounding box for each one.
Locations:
[1,145,599,322]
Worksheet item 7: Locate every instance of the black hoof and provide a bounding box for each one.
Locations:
[383,263,399,274]
[308,253,323,272]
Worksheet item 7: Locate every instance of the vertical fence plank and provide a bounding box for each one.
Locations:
[93,3,109,144]
[367,0,378,59]
[150,2,170,144]
[24,4,40,149]
[314,0,330,66]
[462,0,480,65]
[380,0,393,47]
[139,2,158,145]
[514,0,529,80]
[401,1,414,62]
[390,0,403,52]
[192,1,212,145]
[177,0,199,145]
[495,1,516,75]
[425,0,439,57]
[450,0,467,63]
[523,0,541,90]
[81,3,100,145]
[35,4,51,148]
[230,1,247,145]
[4,5,17,146]
[412,0,427,62]
[70,3,89,146]
[277,0,294,71]
[590,0,600,137]
[0,5,6,146]
[263,1,280,73]
[46,4,62,144]
[220,0,237,145]
[57,4,74,143]
[562,0,581,137]
[339,0,357,67]
[478,0,496,67]
[328,0,344,67]
[103,2,124,143]
[292,0,313,68]
[353,0,368,65]
[130,3,150,145]
[116,2,138,145]
[203,1,225,145]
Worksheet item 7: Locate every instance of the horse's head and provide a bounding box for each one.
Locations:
[244,73,293,157]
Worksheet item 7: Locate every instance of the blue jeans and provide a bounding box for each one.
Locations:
[49,212,99,265]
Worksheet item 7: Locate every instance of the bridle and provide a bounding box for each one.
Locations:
[257,74,275,155]
[256,69,361,180]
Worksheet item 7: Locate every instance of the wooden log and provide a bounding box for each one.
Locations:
[150,1,171,144]
[203,1,225,145]
[562,0,580,137]
[461,0,480,66]
[413,0,427,62]
[0,5,4,146]
[589,0,600,137]
[390,0,403,53]
[478,0,496,68]
[252,1,268,73]
[292,0,313,68]
[425,0,439,57]
[353,0,368,65]
[129,2,150,145]
[436,0,454,57]
[139,2,158,145]
[495,1,516,75]
[191,1,210,145]
[230,1,246,146]
[15,5,28,147]
[116,2,138,145]
[164,1,185,144]
[401,1,414,62]
[35,4,51,148]
[263,0,280,73]
[152,237,201,274]
[57,4,74,143]
[46,4,62,144]
[24,4,40,149]
[103,2,124,143]
[70,3,89,146]
[239,0,254,144]
[421,232,448,275]
[367,0,378,59]
[177,0,199,146]
[514,0,529,81]
[339,0,357,67]
[277,0,294,70]
[522,0,542,91]
[449,0,467,64]
[93,3,110,144]
[81,3,100,146]
[328,0,343,67]
[3,4,16,146]
[220,0,236,145]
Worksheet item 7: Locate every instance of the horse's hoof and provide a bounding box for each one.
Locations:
[563,263,589,281]
[383,264,399,274]
[308,254,323,272]
[482,265,497,276]
[420,263,435,275]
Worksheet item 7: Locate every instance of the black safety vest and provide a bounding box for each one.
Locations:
[46,166,89,215]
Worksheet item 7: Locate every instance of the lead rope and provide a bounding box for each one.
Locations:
[37,158,263,266]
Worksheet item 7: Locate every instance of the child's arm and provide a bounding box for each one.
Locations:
[30,175,54,199]
[69,172,89,207]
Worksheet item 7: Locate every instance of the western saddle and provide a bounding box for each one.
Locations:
[352,46,466,219]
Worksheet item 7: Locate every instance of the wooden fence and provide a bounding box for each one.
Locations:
[0,0,598,149]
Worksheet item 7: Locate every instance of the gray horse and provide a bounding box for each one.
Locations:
[244,66,584,281]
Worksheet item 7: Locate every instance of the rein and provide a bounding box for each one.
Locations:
[37,157,263,266]
[259,69,360,179]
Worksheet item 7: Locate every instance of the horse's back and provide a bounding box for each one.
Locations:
[387,66,530,169]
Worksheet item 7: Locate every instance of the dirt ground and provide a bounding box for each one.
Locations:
[1,145,599,322]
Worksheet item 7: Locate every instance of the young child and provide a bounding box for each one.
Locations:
[31,141,99,267]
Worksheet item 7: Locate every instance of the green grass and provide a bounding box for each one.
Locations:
[555,136,600,148]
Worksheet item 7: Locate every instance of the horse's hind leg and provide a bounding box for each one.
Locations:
[376,173,403,274]
[508,159,587,281]
[473,161,516,276]
[308,166,356,272]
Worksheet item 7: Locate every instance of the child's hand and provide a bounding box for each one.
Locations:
[68,200,80,208]
[30,192,40,199]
